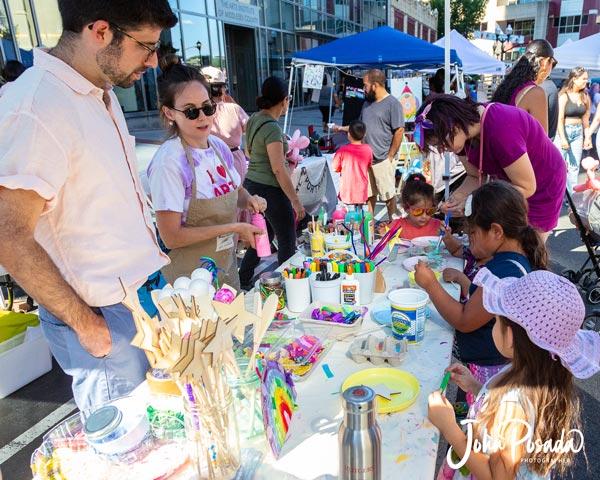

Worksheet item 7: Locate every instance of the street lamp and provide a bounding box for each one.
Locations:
[494,24,513,61]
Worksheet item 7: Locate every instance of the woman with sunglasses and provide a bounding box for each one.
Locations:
[491,39,557,134]
[147,55,266,289]
[397,174,442,239]
[414,95,566,240]
[555,66,591,194]
[238,77,306,291]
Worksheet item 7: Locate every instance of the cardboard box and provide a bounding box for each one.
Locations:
[0,328,52,398]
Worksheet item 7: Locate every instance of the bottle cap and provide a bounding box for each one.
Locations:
[83,405,123,440]
[342,385,376,414]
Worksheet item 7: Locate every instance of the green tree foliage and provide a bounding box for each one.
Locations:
[431,0,488,39]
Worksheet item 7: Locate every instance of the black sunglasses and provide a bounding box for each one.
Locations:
[171,102,217,119]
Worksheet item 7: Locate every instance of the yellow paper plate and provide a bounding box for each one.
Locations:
[341,368,420,414]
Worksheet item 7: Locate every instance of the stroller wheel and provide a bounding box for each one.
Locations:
[582,313,600,331]
[562,269,581,284]
[586,283,600,304]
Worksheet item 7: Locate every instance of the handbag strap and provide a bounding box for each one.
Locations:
[478,103,494,186]
[248,118,277,154]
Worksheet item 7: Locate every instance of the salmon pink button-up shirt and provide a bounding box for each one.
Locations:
[0,49,169,307]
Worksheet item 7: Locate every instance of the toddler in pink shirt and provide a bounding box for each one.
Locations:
[332,120,373,207]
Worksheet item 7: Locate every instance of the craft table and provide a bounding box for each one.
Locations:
[253,250,462,480]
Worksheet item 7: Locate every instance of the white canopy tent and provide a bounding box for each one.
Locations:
[552,32,600,78]
[434,30,506,75]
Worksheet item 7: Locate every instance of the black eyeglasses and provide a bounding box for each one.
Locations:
[171,102,217,119]
[109,22,161,62]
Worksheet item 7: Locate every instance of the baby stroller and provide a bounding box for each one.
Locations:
[564,189,600,308]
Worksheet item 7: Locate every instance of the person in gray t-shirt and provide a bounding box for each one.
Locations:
[334,69,404,220]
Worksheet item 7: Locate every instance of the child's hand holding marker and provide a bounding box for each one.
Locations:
[444,363,483,396]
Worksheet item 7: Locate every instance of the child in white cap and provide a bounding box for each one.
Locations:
[429,268,600,479]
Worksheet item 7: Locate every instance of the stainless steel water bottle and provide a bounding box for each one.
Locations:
[339,385,382,480]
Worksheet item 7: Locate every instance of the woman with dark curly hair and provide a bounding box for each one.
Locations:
[491,39,557,133]
[414,95,566,238]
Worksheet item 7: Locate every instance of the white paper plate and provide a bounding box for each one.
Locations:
[411,236,440,247]
[402,256,428,271]
[402,256,446,272]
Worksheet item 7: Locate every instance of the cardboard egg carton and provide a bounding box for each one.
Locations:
[348,335,408,367]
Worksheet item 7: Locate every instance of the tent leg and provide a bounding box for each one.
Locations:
[283,64,295,135]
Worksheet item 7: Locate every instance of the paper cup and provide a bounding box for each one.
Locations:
[353,271,376,305]
[388,288,429,343]
[284,277,312,312]
[310,275,342,303]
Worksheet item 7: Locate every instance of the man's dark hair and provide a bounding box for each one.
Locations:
[364,69,386,88]
[348,120,366,141]
[57,0,177,33]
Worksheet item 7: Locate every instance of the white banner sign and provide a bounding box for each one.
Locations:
[215,0,260,27]
[303,65,325,90]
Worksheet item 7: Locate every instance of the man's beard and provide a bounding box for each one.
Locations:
[97,43,143,88]
[364,86,376,102]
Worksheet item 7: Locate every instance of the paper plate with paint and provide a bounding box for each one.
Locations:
[402,256,445,272]
[341,368,419,413]
[410,236,440,248]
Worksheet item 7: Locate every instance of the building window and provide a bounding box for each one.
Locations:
[553,15,588,33]
[479,22,487,31]
[8,0,37,66]
[33,0,61,48]
[507,19,534,37]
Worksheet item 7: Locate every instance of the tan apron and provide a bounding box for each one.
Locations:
[162,138,240,290]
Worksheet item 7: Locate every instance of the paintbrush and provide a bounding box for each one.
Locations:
[435,211,452,253]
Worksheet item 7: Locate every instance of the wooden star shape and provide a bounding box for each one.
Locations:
[202,317,236,367]
[212,293,260,343]
[370,383,401,401]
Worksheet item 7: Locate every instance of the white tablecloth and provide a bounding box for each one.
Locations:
[254,251,461,480]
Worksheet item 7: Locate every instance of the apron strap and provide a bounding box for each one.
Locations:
[180,137,198,199]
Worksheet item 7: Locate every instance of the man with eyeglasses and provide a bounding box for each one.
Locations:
[0,1,177,411]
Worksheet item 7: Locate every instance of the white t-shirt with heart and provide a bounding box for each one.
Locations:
[147,135,241,224]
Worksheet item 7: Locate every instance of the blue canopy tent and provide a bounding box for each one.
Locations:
[290,26,462,69]
[285,26,463,205]
[284,26,462,132]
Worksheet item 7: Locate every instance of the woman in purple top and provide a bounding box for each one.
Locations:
[491,39,557,134]
[414,95,566,237]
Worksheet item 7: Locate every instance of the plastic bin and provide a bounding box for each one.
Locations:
[0,326,52,398]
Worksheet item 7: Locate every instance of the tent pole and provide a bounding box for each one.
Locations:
[443,0,451,201]
[328,69,335,135]
[444,0,450,94]
[284,63,295,135]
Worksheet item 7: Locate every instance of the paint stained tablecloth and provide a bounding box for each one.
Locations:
[254,252,461,479]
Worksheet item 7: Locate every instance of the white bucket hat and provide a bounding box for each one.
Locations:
[474,268,600,379]
[201,66,226,84]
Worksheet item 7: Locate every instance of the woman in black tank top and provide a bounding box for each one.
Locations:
[555,67,591,194]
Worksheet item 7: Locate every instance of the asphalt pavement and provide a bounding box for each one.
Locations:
[1,107,599,479]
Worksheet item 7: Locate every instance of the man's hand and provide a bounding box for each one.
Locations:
[77,312,112,357]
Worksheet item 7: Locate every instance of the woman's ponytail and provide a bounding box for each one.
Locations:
[519,225,548,270]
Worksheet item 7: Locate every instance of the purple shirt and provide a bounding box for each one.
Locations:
[462,103,566,232]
